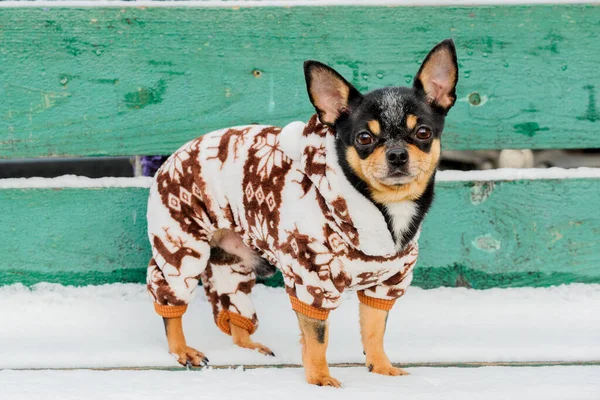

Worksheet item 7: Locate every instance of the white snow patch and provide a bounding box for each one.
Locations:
[0,175,153,189]
[437,167,600,182]
[0,283,599,369]
[2,366,600,400]
[0,0,598,7]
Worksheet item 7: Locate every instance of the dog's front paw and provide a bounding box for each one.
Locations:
[307,374,342,388]
[171,346,209,367]
[367,362,408,376]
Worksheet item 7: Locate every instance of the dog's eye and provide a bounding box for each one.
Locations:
[356,132,374,146]
[416,127,432,140]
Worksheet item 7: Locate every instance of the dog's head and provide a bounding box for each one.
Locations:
[304,39,458,204]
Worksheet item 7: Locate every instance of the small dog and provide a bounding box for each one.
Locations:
[146,39,458,387]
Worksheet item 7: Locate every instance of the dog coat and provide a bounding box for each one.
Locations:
[147,116,419,334]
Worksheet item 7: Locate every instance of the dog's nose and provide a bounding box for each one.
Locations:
[386,148,409,167]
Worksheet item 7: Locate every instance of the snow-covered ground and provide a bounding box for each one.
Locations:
[1,283,599,398]
[2,366,600,400]
[1,283,599,369]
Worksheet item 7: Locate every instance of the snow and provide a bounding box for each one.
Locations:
[1,167,599,189]
[0,0,598,8]
[1,283,599,369]
[1,283,598,398]
[2,366,599,400]
[0,175,153,189]
[436,167,600,181]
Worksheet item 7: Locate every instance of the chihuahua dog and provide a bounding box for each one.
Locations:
[146,39,458,387]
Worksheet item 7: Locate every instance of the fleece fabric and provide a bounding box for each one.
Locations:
[146,116,419,333]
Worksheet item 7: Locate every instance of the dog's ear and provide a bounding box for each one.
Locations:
[304,61,362,125]
[414,39,458,113]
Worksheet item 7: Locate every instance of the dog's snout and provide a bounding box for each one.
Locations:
[386,148,409,167]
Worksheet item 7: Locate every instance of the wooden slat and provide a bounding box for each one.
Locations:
[1,5,599,158]
[1,178,599,288]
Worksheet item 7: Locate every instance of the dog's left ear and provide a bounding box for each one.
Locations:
[414,39,459,113]
[304,60,362,125]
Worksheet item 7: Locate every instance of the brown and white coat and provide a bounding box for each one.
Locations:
[147,116,419,334]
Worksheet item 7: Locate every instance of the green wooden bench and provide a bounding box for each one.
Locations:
[1,3,599,289]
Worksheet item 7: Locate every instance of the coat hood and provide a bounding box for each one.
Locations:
[279,115,400,257]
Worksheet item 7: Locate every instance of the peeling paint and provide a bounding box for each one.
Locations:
[550,230,564,244]
[470,181,495,205]
[577,85,599,122]
[537,30,564,54]
[513,122,550,137]
[124,79,167,109]
[472,234,501,253]
[148,60,173,67]
[91,78,119,85]
[4,85,71,117]
[62,37,108,57]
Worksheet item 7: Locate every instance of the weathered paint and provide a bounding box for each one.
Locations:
[1,5,600,158]
[471,234,502,253]
[470,181,495,205]
[1,178,599,288]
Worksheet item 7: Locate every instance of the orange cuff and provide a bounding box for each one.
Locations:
[357,290,396,311]
[216,310,257,336]
[154,303,188,318]
[289,296,330,320]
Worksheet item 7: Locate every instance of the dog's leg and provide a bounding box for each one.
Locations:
[230,323,275,356]
[202,249,274,356]
[296,312,341,387]
[163,316,209,367]
[359,302,408,376]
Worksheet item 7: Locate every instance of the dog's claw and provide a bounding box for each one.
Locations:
[267,351,275,357]
[186,360,192,370]
[368,364,373,372]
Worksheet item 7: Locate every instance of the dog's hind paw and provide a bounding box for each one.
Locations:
[237,341,275,357]
[230,324,275,356]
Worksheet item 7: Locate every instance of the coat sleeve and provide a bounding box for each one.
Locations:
[279,232,346,321]
[357,243,419,311]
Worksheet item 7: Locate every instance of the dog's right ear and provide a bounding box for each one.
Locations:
[304,61,362,126]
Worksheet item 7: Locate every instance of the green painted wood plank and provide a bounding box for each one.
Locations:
[0,187,150,285]
[1,5,599,158]
[1,178,599,288]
